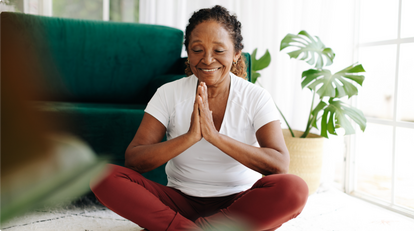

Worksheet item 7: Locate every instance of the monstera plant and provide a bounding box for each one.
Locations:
[280,30,367,138]
[252,30,367,138]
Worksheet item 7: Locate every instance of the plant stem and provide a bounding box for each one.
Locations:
[257,81,295,137]
[301,91,316,138]
[275,104,295,137]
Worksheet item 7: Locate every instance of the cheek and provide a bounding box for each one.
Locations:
[188,56,200,67]
[220,57,233,69]
[190,65,198,75]
[223,53,235,65]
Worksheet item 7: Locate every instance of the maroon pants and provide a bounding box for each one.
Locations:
[91,164,308,231]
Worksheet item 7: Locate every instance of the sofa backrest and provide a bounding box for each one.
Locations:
[2,12,184,104]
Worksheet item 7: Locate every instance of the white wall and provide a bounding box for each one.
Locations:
[139,0,357,134]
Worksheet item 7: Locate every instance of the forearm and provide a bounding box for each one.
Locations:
[125,133,198,173]
[210,134,289,175]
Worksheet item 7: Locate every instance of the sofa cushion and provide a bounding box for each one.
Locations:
[34,101,168,185]
[35,102,146,162]
[2,12,184,104]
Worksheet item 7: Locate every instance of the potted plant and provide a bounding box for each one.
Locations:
[251,30,367,194]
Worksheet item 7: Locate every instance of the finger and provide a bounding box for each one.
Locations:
[199,97,210,116]
[197,96,207,116]
[197,86,207,108]
[194,96,200,117]
[194,97,200,115]
[201,83,209,108]
[203,82,208,97]
[199,82,205,94]
[197,95,203,108]
[197,84,202,99]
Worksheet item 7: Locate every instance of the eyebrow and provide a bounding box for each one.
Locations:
[191,40,225,45]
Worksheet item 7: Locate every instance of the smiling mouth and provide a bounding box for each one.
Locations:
[199,67,221,72]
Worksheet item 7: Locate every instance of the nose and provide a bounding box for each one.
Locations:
[202,51,215,65]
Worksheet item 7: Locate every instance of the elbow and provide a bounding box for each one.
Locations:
[271,163,289,175]
[265,166,287,176]
[124,159,147,174]
[278,165,289,174]
[274,150,290,174]
[124,156,134,170]
[262,149,290,175]
[266,163,288,175]
[279,150,290,174]
[124,147,133,167]
[124,155,136,172]
[124,146,145,173]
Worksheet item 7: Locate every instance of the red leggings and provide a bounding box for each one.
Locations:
[91,164,308,231]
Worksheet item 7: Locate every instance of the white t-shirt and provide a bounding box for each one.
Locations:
[145,73,278,197]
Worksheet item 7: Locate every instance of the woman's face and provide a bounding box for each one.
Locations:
[187,20,241,87]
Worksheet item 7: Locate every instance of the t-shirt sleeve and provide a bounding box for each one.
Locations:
[144,86,170,128]
[253,89,279,132]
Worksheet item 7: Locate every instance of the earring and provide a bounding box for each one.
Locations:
[187,58,190,65]
[232,60,238,65]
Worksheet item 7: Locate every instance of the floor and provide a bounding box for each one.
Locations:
[2,185,414,231]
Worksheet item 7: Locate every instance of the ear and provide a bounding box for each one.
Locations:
[234,50,242,62]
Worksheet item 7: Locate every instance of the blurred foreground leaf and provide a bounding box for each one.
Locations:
[1,135,109,224]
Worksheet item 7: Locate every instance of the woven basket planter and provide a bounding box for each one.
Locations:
[283,129,325,195]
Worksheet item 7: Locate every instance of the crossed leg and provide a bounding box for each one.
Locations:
[91,164,308,231]
[195,174,309,231]
[91,164,200,230]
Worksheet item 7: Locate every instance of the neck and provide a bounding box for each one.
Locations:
[208,74,231,98]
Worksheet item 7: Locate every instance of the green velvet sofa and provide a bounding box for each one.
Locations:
[1,12,251,186]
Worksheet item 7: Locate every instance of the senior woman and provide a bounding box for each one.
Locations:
[91,5,308,231]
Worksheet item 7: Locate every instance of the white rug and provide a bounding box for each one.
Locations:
[2,186,414,231]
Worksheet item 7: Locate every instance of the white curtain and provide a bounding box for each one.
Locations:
[140,0,358,186]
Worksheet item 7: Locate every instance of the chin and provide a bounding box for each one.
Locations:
[197,76,218,86]
[195,71,229,86]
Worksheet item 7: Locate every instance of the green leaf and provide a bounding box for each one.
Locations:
[327,111,337,135]
[347,64,366,73]
[322,48,334,66]
[321,110,329,138]
[311,101,328,129]
[252,48,258,61]
[301,63,366,99]
[319,98,367,137]
[252,72,261,84]
[302,69,329,89]
[343,75,365,86]
[252,48,271,71]
[280,30,335,69]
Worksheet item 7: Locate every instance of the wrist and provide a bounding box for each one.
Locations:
[185,131,201,144]
[205,130,221,145]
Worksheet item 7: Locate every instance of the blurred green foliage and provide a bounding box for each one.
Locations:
[52,0,139,22]
[110,0,139,22]
[1,0,23,12]
[2,0,140,22]
[53,0,103,20]
[1,0,15,5]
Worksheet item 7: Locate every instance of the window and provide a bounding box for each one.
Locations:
[52,0,139,22]
[348,0,414,218]
[0,0,23,12]
[108,0,139,23]
[53,0,104,21]
[1,0,139,22]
